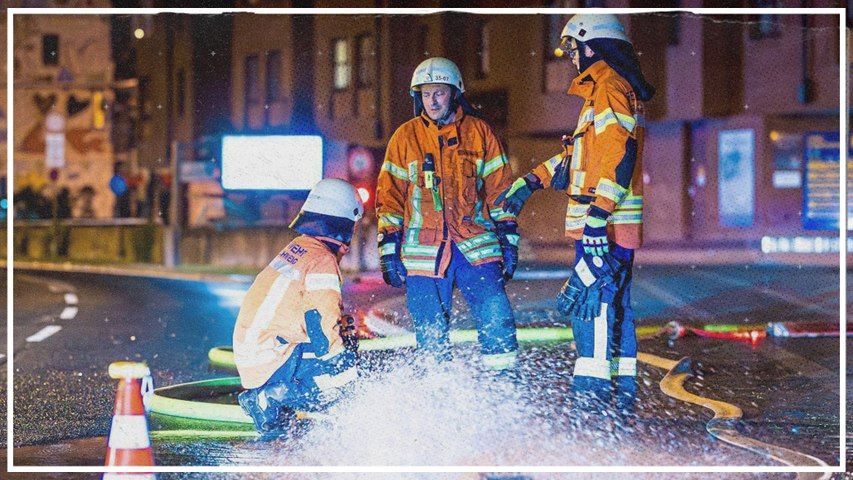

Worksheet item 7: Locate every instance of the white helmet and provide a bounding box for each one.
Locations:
[560,13,630,44]
[410,57,465,96]
[299,178,364,222]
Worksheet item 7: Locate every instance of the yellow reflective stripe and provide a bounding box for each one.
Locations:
[567,203,589,217]
[565,217,586,230]
[574,357,611,380]
[611,357,637,377]
[378,213,403,230]
[379,242,396,256]
[611,211,643,224]
[482,154,507,177]
[305,273,341,293]
[614,111,637,132]
[490,208,515,222]
[593,108,619,135]
[409,187,423,228]
[544,153,562,175]
[616,195,643,209]
[571,138,583,170]
[381,161,409,182]
[483,351,518,370]
[596,178,628,204]
[574,108,594,136]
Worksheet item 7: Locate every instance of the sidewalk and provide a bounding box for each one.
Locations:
[4,241,846,286]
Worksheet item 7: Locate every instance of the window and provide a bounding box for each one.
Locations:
[176,69,186,117]
[748,0,782,39]
[477,22,490,78]
[244,55,260,124]
[332,38,350,90]
[266,50,282,102]
[42,34,59,66]
[355,35,375,87]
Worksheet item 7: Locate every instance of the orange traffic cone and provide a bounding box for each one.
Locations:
[103,361,156,480]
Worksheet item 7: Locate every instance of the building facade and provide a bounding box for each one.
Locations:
[12,10,117,218]
[125,3,846,256]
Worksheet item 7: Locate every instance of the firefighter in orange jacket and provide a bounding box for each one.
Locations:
[497,14,654,411]
[376,57,520,371]
[234,179,362,437]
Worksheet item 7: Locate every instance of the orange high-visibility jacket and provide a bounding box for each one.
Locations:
[376,107,518,277]
[232,235,354,389]
[530,60,645,249]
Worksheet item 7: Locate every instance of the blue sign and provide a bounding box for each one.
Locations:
[802,132,841,231]
[718,129,755,228]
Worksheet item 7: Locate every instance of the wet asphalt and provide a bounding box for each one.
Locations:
[0,262,849,478]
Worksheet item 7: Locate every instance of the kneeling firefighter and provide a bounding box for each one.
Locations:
[496,14,654,410]
[234,179,363,436]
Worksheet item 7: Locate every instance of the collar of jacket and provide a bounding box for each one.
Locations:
[567,59,611,98]
[419,105,465,132]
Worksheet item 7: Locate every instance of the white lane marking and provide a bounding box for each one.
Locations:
[64,293,79,305]
[59,306,79,320]
[0,353,5,360]
[26,325,63,342]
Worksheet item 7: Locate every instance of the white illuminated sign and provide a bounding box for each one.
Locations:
[221,135,323,190]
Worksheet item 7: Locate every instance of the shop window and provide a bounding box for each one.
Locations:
[333,38,351,90]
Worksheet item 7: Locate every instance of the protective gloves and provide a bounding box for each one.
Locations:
[582,205,611,257]
[495,221,520,280]
[378,231,406,288]
[338,314,359,353]
[556,251,623,322]
[494,173,543,216]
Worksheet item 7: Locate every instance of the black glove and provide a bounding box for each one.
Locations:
[378,231,406,288]
[338,314,359,352]
[550,135,573,191]
[494,173,542,216]
[556,252,624,322]
[495,221,519,280]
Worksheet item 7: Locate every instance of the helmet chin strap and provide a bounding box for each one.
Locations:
[575,40,602,74]
[317,236,350,258]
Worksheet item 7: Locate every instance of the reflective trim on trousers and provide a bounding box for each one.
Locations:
[610,356,637,377]
[482,350,518,371]
[573,357,611,380]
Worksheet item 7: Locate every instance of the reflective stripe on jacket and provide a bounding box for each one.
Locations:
[530,60,645,249]
[376,107,518,277]
[232,235,346,389]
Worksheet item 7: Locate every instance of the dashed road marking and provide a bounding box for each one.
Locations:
[64,293,79,305]
[59,306,79,320]
[26,325,63,343]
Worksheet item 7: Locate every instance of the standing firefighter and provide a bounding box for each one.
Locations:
[234,179,362,437]
[376,57,520,371]
[496,14,654,411]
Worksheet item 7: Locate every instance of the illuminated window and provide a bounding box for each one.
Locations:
[266,50,282,102]
[244,54,260,125]
[477,22,490,78]
[42,34,59,66]
[333,38,351,90]
[356,35,375,87]
[748,0,782,39]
